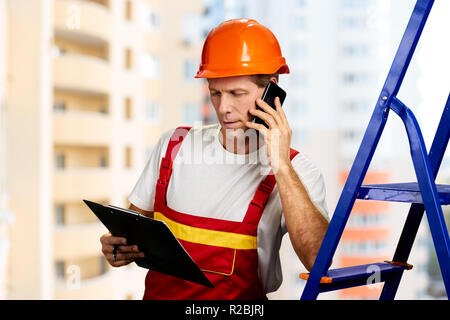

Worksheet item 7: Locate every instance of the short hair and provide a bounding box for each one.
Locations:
[250,72,280,88]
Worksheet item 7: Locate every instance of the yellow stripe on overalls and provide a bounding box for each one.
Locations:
[154,212,257,250]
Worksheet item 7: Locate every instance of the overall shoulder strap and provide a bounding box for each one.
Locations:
[243,148,300,226]
[154,126,192,207]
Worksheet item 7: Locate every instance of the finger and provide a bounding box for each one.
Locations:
[250,113,275,129]
[275,97,289,127]
[108,252,145,265]
[112,258,135,268]
[264,134,271,158]
[271,97,291,139]
[256,98,276,115]
[116,252,146,261]
[117,245,142,254]
[102,245,133,254]
[246,121,269,137]
[101,234,127,246]
[249,107,276,129]
[256,98,283,126]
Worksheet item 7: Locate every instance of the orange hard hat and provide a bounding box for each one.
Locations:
[195,18,290,78]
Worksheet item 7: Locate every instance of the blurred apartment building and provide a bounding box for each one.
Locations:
[1,0,447,301]
[1,0,204,299]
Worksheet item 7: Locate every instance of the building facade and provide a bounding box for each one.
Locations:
[2,0,448,300]
[4,0,204,299]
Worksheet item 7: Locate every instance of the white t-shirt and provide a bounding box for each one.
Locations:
[128,123,329,293]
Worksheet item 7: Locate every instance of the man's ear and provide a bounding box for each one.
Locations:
[269,77,278,84]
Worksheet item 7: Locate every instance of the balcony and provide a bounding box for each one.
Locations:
[54,0,111,45]
[53,54,110,94]
[54,222,106,260]
[53,111,111,146]
[53,168,111,202]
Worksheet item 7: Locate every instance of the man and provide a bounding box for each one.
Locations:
[100,18,329,299]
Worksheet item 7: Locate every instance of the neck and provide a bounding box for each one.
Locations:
[219,127,263,154]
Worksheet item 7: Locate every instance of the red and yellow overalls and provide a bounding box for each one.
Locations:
[143,126,299,300]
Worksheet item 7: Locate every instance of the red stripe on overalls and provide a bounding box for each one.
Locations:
[143,126,299,300]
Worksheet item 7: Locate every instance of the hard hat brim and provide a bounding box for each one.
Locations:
[195,63,290,79]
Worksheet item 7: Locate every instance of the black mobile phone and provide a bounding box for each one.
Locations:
[253,81,287,128]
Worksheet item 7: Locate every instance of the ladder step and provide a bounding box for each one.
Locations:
[357,182,450,204]
[300,262,412,293]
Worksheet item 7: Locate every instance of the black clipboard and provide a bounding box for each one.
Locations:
[83,199,213,288]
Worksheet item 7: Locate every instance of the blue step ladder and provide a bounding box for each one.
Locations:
[300,0,450,300]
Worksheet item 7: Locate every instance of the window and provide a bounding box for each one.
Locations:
[51,45,66,58]
[124,97,132,119]
[144,101,161,124]
[55,153,65,169]
[125,48,132,70]
[340,240,388,256]
[55,261,65,280]
[292,99,308,116]
[53,101,66,112]
[184,59,198,81]
[341,100,370,113]
[224,1,248,19]
[99,105,107,114]
[183,103,201,126]
[292,129,307,146]
[125,0,132,20]
[100,255,107,275]
[342,129,359,140]
[290,72,308,86]
[141,53,160,79]
[141,3,160,32]
[342,72,372,85]
[347,213,389,228]
[125,147,132,168]
[295,0,307,8]
[55,205,65,226]
[99,154,107,168]
[341,43,370,57]
[340,16,367,29]
[181,15,201,45]
[292,15,306,29]
[340,0,375,10]
[291,43,308,59]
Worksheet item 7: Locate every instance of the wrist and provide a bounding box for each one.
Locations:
[273,160,293,177]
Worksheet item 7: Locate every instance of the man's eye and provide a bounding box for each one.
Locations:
[233,92,245,96]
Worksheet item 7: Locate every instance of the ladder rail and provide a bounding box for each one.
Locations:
[380,93,450,299]
[301,0,435,300]
[390,97,450,296]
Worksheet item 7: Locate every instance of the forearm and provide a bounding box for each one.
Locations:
[275,163,329,271]
[129,203,154,219]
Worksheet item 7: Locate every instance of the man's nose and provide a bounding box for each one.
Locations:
[217,94,233,114]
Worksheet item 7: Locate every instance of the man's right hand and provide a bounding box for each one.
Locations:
[100,233,145,267]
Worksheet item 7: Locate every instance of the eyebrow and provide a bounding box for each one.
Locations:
[209,87,249,93]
